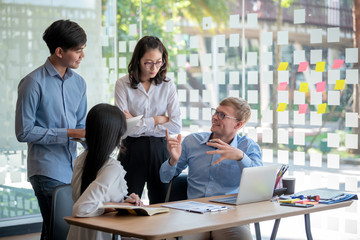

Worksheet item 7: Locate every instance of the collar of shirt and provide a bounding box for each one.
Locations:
[44,58,74,80]
[199,133,239,148]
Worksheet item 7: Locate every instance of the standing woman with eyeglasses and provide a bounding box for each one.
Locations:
[114,36,181,204]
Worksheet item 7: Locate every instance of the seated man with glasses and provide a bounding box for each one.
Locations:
[160,97,262,240]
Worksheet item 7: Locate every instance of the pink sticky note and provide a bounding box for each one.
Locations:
[298,62,308,72]
[299,104,308,114]
[316,81,326,92]
[332,59,344,69]
[278,82,288,91]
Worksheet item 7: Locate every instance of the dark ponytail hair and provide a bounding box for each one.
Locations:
[128,36,169,89]
[80,103,127,194]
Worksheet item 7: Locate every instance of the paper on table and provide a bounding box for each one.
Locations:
[162,201,231,214]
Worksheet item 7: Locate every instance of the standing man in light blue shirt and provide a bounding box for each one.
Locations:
[15,19,87,240]
[160,97,262,240]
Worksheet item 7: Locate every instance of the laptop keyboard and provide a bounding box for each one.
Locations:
[213,196,237,204]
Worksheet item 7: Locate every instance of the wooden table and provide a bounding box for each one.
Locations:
[65,195,353,240]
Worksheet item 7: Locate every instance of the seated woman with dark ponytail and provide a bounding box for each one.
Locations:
[67,103,141,240]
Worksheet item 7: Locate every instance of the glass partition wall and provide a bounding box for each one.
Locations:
[1,0,359,239]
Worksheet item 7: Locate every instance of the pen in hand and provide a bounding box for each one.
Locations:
[124,195,143,206]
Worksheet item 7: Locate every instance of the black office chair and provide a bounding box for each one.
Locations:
[164,173,188,202]
[49,184,73,240]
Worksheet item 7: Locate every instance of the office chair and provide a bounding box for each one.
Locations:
[164,173,188,202]
[49,184,73,240]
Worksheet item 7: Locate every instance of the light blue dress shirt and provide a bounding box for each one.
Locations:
[160,132,262,199]
[15,58,87,183]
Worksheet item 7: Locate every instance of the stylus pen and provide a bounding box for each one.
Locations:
[124,195,135,201]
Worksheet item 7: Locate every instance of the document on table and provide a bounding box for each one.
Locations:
[162,201,232,214]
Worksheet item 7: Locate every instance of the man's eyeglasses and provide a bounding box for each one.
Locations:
[144,61,164,69]
[211,108,240,121]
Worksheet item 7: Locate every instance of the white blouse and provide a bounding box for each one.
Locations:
[67,151,128,240]
[114,75,181,137]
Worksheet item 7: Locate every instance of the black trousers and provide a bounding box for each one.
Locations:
[120,136,170,204]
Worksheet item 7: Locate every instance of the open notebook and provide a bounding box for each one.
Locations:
[210,165,278,205]
[100,204,169,216]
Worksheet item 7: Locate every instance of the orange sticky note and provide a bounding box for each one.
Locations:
[334,80,345,90]
[278,82,288,91]
[278,62,288,71]
[317,103,327,114]
[332,59,344,69]
[298,104,308,114]
[298,62,308,72]
[277,103,287,112]
[316,81,326,92]
[315,61,325,72]
[299,82,309,92]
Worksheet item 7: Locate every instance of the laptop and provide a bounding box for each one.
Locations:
[210,165,278,205]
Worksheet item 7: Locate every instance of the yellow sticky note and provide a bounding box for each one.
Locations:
[315,61,325,72]
[317,103,327,114]
[277,103,287,112]
[334,80,345,90]
[299,82,309,92]
[278,62,288,71]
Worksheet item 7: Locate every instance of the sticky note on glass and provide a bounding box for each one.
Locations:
[316,81,326,92]
[278,82,288,91]
[277,103,287,112]
[294,9,305,24]
[332,59,344,69]
[297,62,308,72]
[166,20,174,32]
[299,82,309,92]
[278,62,288,71]
[229,14,240,28]
[299,104,308,114]
[202,17,212,30]
[229,34,239,47]
[129,24,137,36]
[317,103,327,114]
[334,80,345,90]
[190,36,199,49]
[315,61,325,72]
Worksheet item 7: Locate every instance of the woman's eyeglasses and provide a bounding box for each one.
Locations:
[211,108,240,121]
[144,61,164,69]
